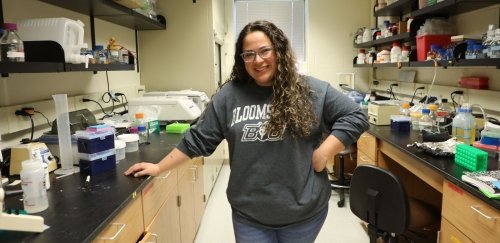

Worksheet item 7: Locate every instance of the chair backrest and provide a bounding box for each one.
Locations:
[349,164,409,234]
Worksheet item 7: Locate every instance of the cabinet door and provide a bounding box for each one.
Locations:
[193,157,205,229]
[357,132,377,162]
[93,194,144,243]
[357,150,377,166]
[440,217,473,243]
[144,187,181,243]
[142,169,177,226]
[179,161,196,243]
[442,180,500,242]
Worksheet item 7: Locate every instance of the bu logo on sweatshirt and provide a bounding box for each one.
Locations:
[241,121,282,142]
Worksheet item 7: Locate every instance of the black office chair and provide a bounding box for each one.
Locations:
[330,145,355,207]
[349,164,439,243]
[349,164,408,242]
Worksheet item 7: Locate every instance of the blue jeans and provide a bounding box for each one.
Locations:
[232,206,328,243]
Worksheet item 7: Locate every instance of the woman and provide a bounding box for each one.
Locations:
[125,20,369,242]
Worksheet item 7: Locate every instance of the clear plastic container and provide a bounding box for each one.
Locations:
[21,159,48,213]
[0,23,25,62]
[452,104,476,145]
[428,104,439,132]
[400,102,410,117]
[419,108,432,131]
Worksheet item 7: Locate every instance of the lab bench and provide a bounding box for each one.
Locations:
[362,125,499,242]
[0,132,191,242]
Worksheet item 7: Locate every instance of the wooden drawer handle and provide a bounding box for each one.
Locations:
[96,223,126,240]
[155,170,172,180]
[470,205,498,220]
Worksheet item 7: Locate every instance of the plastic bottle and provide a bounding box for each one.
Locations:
[419,108,432,131]
[357,49,366,64]
[20,159,49,213]
[452,104,476,145]
[135,112,148,144]
[427,104,439,132]
[400,45,410,62]
[390,41,402,63]
[400,102,410,117]
[94,45,108,64]
[437,98,454,134]
[0,23,25,62]
[410,110,422,131]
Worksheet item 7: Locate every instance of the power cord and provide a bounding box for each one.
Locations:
[410,86,425,106]
[450,90,463,113]
[388,83,398,100]
[14,108,35,143]
[82,98,114,118]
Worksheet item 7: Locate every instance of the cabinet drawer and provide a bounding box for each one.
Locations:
[142,169,177,226]
[93,194,144,243]
[357,150,377,166]
[440,217,473,243]
[442,181,500,242]
[357,132,377,162]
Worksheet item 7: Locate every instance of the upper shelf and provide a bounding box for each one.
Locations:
[375,0,500,18]
[353,58,500,69]
[39,0,165,30]
[374,0,417,17]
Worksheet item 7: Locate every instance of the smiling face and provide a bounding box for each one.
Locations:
[242,31,277,86]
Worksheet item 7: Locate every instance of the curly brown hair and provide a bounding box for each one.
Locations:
[229,20,318,138]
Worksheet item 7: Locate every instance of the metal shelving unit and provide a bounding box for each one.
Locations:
[354,0,500,68]
[0,0,164,76]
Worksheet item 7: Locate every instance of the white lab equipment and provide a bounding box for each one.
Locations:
[127,96,202,122]
[17,18,88,64]
[144,90,209,111]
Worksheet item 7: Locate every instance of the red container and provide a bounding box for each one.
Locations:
[416,35,452,61]
[458,76,489,89]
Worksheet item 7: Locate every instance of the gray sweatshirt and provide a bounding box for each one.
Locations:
[177,76,369,227]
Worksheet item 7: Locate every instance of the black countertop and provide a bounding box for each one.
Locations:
[2,126,499,242]
[1,132,183,243]
[367,125,500,210]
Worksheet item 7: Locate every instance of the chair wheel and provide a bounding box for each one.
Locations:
[337,200,344,207]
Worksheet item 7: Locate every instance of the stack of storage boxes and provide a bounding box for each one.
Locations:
[75,125,116,175]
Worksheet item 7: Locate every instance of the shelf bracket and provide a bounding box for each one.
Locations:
[135,29,140,73]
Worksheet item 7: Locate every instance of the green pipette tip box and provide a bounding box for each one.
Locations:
[455,143,488,172]
[166,123,190,134]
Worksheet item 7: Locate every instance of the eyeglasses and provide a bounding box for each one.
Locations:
[240,46,274,62]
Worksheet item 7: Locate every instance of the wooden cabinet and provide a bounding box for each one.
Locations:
[142,169,177,226]
[142,187,181,243]
[356,132,378,166]
[193,158,206,229]
[93,193,144,243]
[204,143,225,199]
[440,217,473,243]
[441,180,500,243]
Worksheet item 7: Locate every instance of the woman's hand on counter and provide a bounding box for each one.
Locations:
[124,162,161,177]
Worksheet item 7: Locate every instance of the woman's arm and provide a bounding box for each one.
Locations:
[312,135,345,172]
[124,148,191,177]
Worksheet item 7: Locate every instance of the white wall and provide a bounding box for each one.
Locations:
[306,0,371,91]
[138,0,216,95]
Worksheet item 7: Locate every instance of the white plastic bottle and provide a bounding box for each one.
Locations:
[452,104,476,145]
[135,112,148,144]
[356,49,366,64]
[20,159,49,213]
[390,41,402,63]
